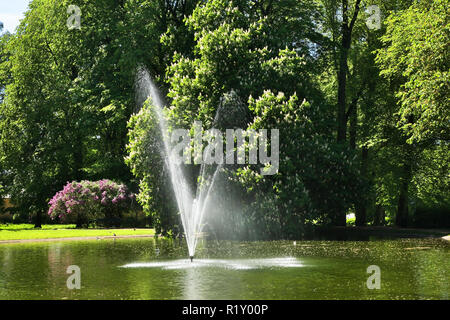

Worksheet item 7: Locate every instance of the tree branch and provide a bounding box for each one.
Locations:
[346,83,365,121]
[44,40,59,68]
[349,0,362,32]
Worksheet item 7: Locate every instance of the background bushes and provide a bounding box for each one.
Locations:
[48,180,136,228]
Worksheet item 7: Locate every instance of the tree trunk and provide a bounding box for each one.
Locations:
[34,211,42,228]
[73,148,83,181]
[349,101,357,149]
[373,204,385,226]
[334,0,361,226]
[337,0,361,143]
[396,176,410,227]
[396,125,414,227]
[76,212,83,228]
[396,157,412,227]
[355,204,366,226]
[337,41,349,143]
[334,34,349,226]
[396,186,408,227]
[355,147,368,226]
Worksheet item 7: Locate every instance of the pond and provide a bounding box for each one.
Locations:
[0,238,448,299]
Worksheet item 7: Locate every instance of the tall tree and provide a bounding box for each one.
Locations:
[336,0,362,145]
[126,0,364,237]
[0,0,199,226]
[376,0,449,226]
[377,0,449,143]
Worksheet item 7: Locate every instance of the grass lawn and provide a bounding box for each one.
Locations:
[0,224,155,241]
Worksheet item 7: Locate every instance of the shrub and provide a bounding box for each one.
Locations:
[48,180,135,227]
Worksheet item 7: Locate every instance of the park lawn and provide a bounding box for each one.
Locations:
[0,224,155,241]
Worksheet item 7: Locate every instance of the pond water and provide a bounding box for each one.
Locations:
[0,238,448,299]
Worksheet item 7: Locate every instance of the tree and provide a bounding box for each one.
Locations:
[375,0,449,226]
[0,0,86,227]
[237,91,363,238]
[0,0,199,226]
[377,0,449,143]
[126,101,180,236]
[125,0,364,237]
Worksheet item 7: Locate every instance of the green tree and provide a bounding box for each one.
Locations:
[126,102,180,236]
[0,0,86,226]
[125,0,365,237]
[377,0,449,143]
[374,0,449,226]
[237,91,363,238]
[0,0,199,226]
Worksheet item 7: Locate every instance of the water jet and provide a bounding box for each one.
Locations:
[136,67,221,260]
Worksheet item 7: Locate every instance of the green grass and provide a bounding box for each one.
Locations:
[0,224,155,241]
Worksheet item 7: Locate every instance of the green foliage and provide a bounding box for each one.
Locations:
[1,0,448,234]
[0,0,199,225]
[236,91,364,237]
[377,0,450,142]
[126,102,180,236]
[412,143,450,207]
[167,0,323,128]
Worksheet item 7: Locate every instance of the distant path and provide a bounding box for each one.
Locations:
[0,234,155,244]
[443,235,450,241]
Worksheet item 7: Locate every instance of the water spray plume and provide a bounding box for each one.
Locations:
[136,67,221,259]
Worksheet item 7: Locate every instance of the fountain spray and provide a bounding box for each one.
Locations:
[136,67,221,261]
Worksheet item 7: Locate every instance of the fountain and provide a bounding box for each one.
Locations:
[136,67,222,261]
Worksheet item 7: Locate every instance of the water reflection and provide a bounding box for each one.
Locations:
[0,238,448,299]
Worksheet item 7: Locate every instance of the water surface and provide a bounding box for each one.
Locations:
[0,238,448,299]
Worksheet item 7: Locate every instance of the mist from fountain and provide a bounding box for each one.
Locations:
[136,67,221,260]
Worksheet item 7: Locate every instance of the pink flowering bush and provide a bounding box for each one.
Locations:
[48,180,135,227]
